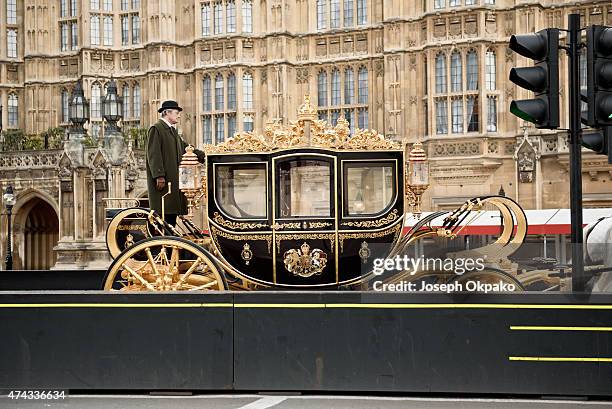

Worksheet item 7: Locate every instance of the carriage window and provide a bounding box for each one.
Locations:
[278,159,332,217]
[215,164,267,218]
[345,162,395,216]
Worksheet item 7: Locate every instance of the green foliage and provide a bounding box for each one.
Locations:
[41,127,65,149]
[1,127,66,151]
[123,127,147,149]
[82,134,98,148]
[22,134,44,150]
[1,129,25,151]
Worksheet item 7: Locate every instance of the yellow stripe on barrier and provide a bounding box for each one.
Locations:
[509,356,612,363]
[510,326,612,331]
[234,303,326,308]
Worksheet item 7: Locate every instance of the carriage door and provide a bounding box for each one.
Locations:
[272,154,338,286]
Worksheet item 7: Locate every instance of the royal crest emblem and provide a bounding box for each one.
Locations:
[283,242,328,278]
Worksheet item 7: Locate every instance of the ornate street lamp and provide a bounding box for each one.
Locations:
[405,141,429,217]
[179,145,205,220]
[4,185,16,270]
[102,79,123,133]
[69,80,90,133]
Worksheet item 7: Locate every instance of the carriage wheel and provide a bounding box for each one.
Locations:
[104,237,227,291]
[106,207,157,259]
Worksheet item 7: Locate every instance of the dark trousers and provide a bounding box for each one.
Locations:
[164,213,178,227]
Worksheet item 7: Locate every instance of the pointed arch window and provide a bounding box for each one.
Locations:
[330,0,340,28]
[62,89,70,123]
[103,16,113,46]
[450,51,462,92]
[122,85,130,118]
[331,69,341,106]
[7,29,17,58]
[344,68,354,104]
[203,75,212,111]
[8,93,18,127]
[227,72,236,110]
[358,67,368,104]
[357,0,366,25]
[226,0,236,33]
[344,0,354,27]
[435,54,447,94]
[318,71,328,107]
[91,83,102,118]
[133,84,141,119]
[242,0,253,33]
[317,0,327,30]
[466,50,478,91]
[243,72,253,110]
[215,74,224,110]
[201,3,211,35]
[485,49,496,91]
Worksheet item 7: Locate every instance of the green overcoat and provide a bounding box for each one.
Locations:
[145,120,205,215]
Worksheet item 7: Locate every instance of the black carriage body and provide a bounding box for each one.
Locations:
[207,148,404,288]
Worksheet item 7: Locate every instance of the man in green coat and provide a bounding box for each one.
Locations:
[146,100,206,226]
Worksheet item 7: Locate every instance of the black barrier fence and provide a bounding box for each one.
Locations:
[2,291,612,396]
[0,270,107,290]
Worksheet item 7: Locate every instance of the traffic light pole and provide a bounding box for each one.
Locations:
[568,14,586,292]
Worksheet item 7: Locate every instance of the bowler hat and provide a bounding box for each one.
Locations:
[158,100,183,113]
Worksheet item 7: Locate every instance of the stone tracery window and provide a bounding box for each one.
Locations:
[318,71,328,111]
[91,83,102,119]
[243,72,253,110]
[202,70,252,143]
[7,29,17,58]
[201,0,250,36]
[317,65,369,131]
[133,84,141,120]
[103,16,113,46]
[485,49,496,91]
[450,51,462,92]
[435,53,446,94]
[90,15,100,45]
[226,0,236,33]
[242,0,253,33]
[8,93,18,128]
[7,0,16,24]
[122,85,130,118]
[466,50,478,91]
[62,89,70,123]
[317,0,366,31]
[433,49,481,135]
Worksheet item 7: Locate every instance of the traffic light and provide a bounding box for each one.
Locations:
[509,28,560,129]
[585,25,612,127]
[582,127,612,164]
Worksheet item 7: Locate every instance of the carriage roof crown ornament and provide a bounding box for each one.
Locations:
[203,95,400,153]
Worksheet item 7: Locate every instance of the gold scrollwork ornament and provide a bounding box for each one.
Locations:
[241,243,253,265]
[283,242,328,278]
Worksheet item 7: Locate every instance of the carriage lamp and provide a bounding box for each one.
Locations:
[102,79,123,132]
[179,145,203,220]
[406,141,429,217]
[69,80,90,133]
[4,185,16,271]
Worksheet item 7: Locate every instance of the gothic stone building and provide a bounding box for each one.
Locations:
[1,0,612,269]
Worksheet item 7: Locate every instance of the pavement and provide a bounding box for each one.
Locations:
[1,394,612,409]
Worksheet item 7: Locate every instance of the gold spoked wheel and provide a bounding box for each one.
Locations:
[106,207,156,259]
[104,237,227,291]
